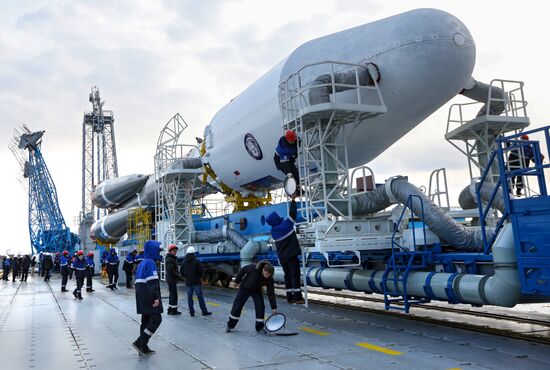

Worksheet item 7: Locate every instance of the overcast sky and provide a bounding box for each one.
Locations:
[1,0,548,255]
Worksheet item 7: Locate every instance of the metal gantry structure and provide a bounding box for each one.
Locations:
[10,125,79,254]
[79,87,119,251]
[154,113,200,249]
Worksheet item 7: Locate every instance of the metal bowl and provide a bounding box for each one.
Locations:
[264,313,286,333]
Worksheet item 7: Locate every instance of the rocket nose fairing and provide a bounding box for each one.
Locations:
[204,8,475,195]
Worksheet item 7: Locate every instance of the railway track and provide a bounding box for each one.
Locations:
[296,287,550,345]
[207,284,550,345]
[303,288,550,328]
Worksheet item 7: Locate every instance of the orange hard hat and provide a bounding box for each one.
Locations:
[520,134,529,140]
[285,130,297,143]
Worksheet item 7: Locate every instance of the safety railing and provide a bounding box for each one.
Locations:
[446,79,528,134]
[477,126,550,253]
[278,61,386,125]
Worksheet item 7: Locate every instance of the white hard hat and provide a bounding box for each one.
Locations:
[187,246,196,254]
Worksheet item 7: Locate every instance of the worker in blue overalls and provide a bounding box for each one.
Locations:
[273,130,300,187]
[60,250,70,292]
[266,195,304,304]
[86,252,95,292]
[132,240,163,356]
[106,248,120,290]
[72,250,88,300]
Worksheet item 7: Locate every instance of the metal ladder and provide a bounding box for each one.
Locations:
[384,194,431,313]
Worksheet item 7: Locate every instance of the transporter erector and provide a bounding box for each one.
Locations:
[90,9,550,311]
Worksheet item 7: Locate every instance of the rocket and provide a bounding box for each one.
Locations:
[91,8,476,243]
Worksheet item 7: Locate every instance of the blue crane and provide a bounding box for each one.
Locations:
[11,125,79,254]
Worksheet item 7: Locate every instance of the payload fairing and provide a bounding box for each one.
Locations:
[204,8,474,195]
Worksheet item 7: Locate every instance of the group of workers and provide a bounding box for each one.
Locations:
[59,249,96,298]
[132,189,305,355]
[0,254,33,282]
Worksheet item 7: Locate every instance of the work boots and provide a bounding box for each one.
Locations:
[168,307,182,315]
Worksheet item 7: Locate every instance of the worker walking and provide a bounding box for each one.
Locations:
[11,256,20,282]
[106,248,120,290]
[165,244,182,315]
[123,250,137,288]
[132,240,163,356]
[274,130,300,189]
[226,261,277,333]
[2,257,10,281]
[20,255,30,282]
[266,195,304,304]
[60,250,70,292]
[42,253,53,282]
[86,252,95,292]
[72,250,87,300]
[181,246,212,317]
[30,255,36,276]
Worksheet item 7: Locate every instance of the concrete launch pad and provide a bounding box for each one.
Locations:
[1,276,549,370]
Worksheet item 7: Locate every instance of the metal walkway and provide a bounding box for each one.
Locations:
[1,276,549,369]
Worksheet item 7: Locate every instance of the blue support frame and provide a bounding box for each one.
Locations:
[478,126,550,295]
[26,144,79,254]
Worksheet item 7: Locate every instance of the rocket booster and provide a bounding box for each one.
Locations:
[92,174,149,209]
[202,8,475,195]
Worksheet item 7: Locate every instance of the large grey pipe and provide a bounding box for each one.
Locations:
[458,179,507,213]
[346,176,491,252]
[460,78,506,116]
[308,64,379,105]
[193,226,268,266]
[274,223,520,307]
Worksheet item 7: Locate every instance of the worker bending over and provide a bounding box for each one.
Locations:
[226,261,277,333]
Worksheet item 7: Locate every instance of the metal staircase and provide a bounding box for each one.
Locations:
[154,113,202,248]
[278,61,388,265]
[445,79,529,184]
[478,126,550,295]
[279,61,386,224]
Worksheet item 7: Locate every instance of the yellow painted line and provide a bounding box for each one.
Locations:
[356,342,402,355]
[447,368,462,370]
[299,326,330,336]
[206,301,220,307]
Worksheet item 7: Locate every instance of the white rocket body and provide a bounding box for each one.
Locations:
[203,8,475,195]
